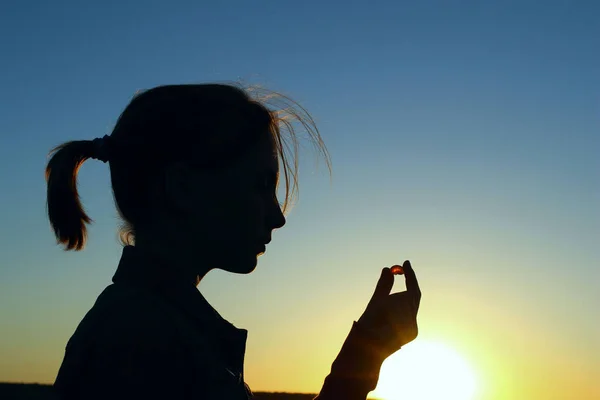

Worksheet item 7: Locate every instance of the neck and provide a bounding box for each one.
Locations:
[133,228,211,287]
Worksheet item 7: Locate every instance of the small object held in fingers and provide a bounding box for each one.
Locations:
[391,265,404,275]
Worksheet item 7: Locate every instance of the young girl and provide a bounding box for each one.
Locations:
[45,84,421,400]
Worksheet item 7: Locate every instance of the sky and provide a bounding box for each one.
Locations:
[0,1,598,399]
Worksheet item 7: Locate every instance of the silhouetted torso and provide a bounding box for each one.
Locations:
[54,246,252,400]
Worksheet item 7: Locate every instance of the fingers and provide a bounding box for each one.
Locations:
[402,260,421,303]
[370,267,394,304]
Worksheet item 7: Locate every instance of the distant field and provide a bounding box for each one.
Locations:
[0,383,318,399]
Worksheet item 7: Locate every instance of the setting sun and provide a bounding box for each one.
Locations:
[372,340,478,400]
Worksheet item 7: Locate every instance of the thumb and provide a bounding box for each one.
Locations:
[369,267,394,304]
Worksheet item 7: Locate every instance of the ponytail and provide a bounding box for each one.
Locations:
[45,140,99,251]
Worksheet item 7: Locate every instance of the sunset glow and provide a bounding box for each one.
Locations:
[372,340,477,400]
[1,2,598,398]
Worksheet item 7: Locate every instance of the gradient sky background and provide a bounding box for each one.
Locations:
[0,1,598,399]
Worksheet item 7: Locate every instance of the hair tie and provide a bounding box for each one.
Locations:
[91,135,111,163]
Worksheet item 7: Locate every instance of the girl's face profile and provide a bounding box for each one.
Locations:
[170,136,286,274]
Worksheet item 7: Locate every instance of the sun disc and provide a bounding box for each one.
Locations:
[371,340,477,400]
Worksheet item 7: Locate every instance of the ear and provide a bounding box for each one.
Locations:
[162,163,196,215]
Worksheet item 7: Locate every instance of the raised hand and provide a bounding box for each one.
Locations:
[315,261,422,400]
[357,260,421,356]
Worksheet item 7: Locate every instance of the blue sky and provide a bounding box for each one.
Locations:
[1,1,598,397]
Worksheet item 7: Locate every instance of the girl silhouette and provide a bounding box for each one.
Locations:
[45,84,421,400]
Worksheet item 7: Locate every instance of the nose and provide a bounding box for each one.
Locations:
[270,201,286,230]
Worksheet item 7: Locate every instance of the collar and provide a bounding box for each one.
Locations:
[112,245,248,377]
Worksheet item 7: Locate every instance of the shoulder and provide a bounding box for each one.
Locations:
[93,284,183,345]
[61,283,189,371]
[56,285,196,399]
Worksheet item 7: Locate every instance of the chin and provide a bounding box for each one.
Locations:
[231,265,257,274]
[224,257,259,274]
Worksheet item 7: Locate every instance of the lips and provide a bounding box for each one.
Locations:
[258,244,266,254]
[257,238,270,255]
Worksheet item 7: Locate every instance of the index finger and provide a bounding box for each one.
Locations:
[402,260,421,302]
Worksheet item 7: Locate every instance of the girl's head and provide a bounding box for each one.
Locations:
[45,84,330,275]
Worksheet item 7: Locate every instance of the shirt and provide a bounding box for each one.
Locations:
[54,246,387,400]
[54,246,252,400]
